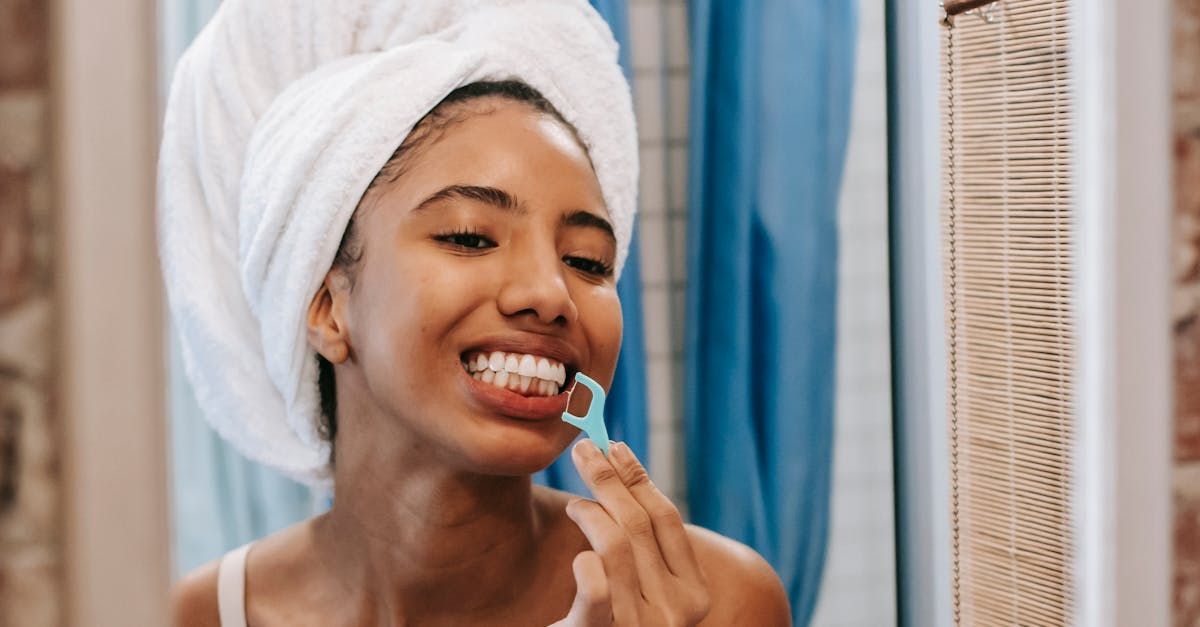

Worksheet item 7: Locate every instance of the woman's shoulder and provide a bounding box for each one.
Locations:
[684,524,791,626]
[169,557,222,627]
[169,518,321,627]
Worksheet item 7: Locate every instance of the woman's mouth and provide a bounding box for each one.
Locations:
[461,350,569,398]
[457,350,573,422]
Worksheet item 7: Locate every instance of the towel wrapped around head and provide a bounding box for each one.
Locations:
[157,0,638,486]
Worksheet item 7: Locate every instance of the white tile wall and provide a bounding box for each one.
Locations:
[809,0,898,624]
[628,0,690,509]
[628,1,897,625]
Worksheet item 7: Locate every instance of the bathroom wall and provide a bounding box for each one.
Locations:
[1174,0,1200,624]
[628,0,690,507]
[810,0,898,623]
[0,0,63,624]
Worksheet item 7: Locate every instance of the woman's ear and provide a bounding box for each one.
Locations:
[307,270,352,364]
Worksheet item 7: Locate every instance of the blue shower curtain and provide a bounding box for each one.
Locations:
[168,0,648,572]
[537,0,649,494]
[684,1,856,624]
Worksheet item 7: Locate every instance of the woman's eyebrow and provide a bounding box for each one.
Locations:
[413,185,615,242]
[411,185,526,214]
[562,209,616,243]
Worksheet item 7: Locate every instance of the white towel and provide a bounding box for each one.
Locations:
[158,0,638,486]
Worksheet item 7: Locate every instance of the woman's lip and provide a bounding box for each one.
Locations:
[459,367,569,421]
[459,334,583,375]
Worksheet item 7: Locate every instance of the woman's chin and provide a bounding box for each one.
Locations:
[457,427,576,476]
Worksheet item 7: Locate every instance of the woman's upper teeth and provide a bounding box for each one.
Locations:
[465,350,567,388]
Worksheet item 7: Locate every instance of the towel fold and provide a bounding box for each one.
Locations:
[158,0,638,486]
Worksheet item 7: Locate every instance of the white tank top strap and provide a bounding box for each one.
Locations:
[217,542,253,627]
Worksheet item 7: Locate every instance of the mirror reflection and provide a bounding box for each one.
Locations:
[157,2,895,626]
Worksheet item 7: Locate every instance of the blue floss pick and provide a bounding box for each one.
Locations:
[560,372,611,456]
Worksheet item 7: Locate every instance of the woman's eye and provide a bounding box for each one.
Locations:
[564,256,613,277]
[434,232,496,250]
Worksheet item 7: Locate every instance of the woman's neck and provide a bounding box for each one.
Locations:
[314,441,554,623]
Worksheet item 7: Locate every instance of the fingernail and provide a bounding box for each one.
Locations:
[574,439,599,459]
[611,441,631,462]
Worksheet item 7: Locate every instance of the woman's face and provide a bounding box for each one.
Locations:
[317,98,623,475]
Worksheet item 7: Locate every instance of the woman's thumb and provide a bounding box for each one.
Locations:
[548,551,613,626]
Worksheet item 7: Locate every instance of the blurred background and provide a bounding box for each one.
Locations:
[0,0,1195,625]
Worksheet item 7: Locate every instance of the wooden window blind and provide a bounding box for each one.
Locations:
[940,1,1075,624]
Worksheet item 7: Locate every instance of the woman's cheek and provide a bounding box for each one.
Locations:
[583,288,624,384]
[355,257,443,384]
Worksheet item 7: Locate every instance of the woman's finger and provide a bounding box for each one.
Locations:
[571,439,669,593]
[549,551,612,627]
[566,498,641,624]
[606,441,704,583]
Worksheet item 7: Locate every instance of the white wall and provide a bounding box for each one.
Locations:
[810,0,898,624]
[1073,0,1173,623]
[628,0,690,507]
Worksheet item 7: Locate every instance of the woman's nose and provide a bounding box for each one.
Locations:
[495,247,579,326]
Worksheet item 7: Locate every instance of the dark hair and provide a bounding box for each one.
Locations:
[316,80,578,449]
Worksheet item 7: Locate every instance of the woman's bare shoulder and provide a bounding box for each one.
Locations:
[685,524,792,627]
[169,518,320,627]
[170,558,221,627]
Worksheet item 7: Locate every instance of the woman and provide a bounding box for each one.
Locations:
[162,2,789,625]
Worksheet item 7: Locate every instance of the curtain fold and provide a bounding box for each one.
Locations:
[537,0,648,494]
[684,1,856,623]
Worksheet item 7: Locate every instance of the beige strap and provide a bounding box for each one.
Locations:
[217,543,252,627]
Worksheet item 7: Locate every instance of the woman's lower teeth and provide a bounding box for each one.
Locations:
[472,368,560,397]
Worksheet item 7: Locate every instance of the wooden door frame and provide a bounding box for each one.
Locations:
[52,0,170,623]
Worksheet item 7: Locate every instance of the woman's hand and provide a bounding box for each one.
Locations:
[550,440,712,626]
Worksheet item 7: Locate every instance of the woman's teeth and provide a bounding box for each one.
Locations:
[464,351,567,397]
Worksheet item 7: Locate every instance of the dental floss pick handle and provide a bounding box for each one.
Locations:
[561,372,611,456]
